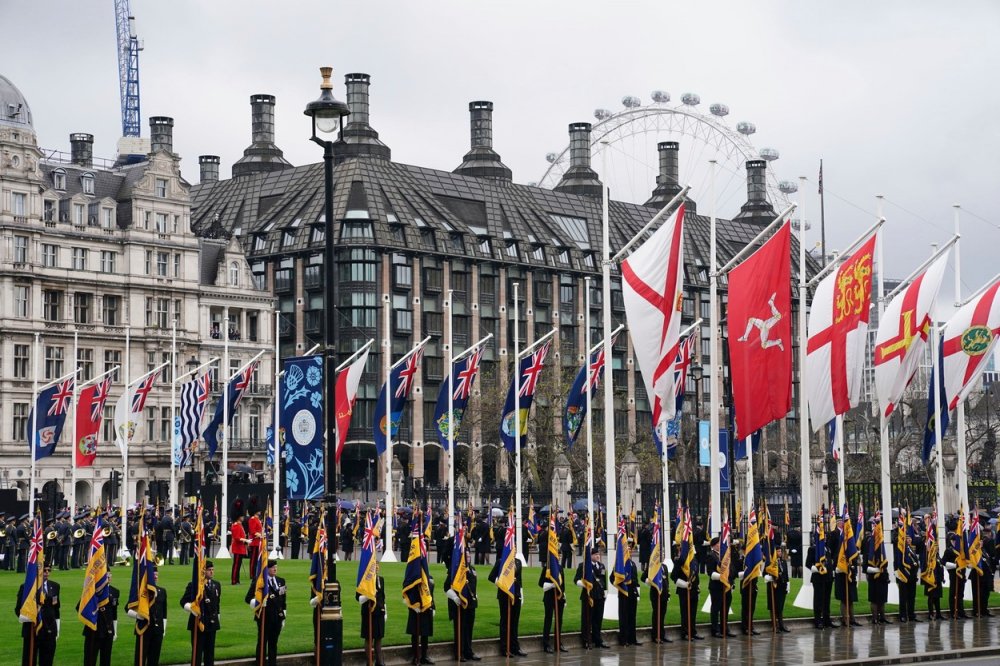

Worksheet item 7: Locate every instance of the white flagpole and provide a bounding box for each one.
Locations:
[600,143,618,620]
[954,204,968,511]
[584,278,594,542]
[835,414,847,509]
[170,319,178,515]
[447,289,456,538]
[932,321,946,556]
[122,324,131,536]
[875,196,897,604]
[382,295,397,560]
[29,332,40,518]
[709,159,721,539]
[271,310,282,559]
[218,306,231,559]
[513,282,524,564]
[793,176,813,609]
[660,419,672,572]
[71,330,79,518]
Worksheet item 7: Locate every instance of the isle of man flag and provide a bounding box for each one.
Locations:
[941,276,1000,410]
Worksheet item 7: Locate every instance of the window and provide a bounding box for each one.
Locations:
[174,253,181,278]
[12,192,26,217]
[104,350,121,382]
[74,203,85,225]
[102,405,114,441]
[82,174,95,195]
[102,208,114,229]
[43,290,62,321]
[74,293,92,324]
[340,291,377,328]
[423,266,443,291]
[145,297,169,328]
[100,251,116,273]
[43,199,55,222]
[424,312,444,335]
[72,247,88,271]
[146,407,156,442]
[156,252,168,276]
[155,213,168,233]
[14,285,28,318]
[42,244,57,267]
[144,211,151,230]
[44,346,64,379]
[144,250,152,274]
[160,409,171,443]
[174,299,182,327]
[247,311,259,342]
[340,221,374,239]
[101,295,120,325]
[12,403,28,441]
[13,235,27,263]
[338,248,377,283]
[77,348,93,381]
[451,270,469,294]
[53,171,66,191]
[249,406,261,443]
[229,261,240,286]
[155,178,168,197]
[13,344,29,379]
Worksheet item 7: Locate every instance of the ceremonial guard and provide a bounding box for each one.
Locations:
[643,556,670,643]
[16,515,29,573]
[472,518,490,566]
[247,511,264,575]
[405,574,435,665]
[738,545,759,636]
[17,563,60,666]
[672,542,702,641]
[246,559,287,666]
[3,515,15,571]
[129,565,167,666]
[105,514,120,567]
[57,513,71,570]
[922,542,944,621]
[559,519,574,570]
[539,559,567,653]
[488,553,525,657]
[357,560,387,666]
[181,560,221,666]
[973,525,995,617]
[831,518,860,627]
[341,520,355,562]
[806,528,833,629]
[898,533,921,622]
[765,544,790,632]
[617,547,640,646]
[444,555,479,661]
[574,546,608,649]
[288,511,302,560]
[178,513,193,567]
[160,510,176,566]
[944,533,968,619]
[230,515,248,585]
[864,520,891,625]
[708,537,735,638]
[81,569,119,666]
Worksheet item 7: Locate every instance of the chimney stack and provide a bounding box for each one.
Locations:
[149,116,174,154]
[733,159,775,224]
[199,155,220,183]
[335,73,390,162]
[69,133,93,168]
[645,141,695,211]
[453,101,512,181]
[553,123,603,198]
[233,94,292,178]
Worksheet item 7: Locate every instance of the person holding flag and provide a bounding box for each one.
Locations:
[708,517,736,638]
[356,510,386,666]
[834,504,861,627]
[402,512,435,665]
[968,509,986,618]
[920,511,943,622]
[127,508,166,666]
[573,526,607,650]
[642,508,670,644]
[245,555,287,666]
[864,507,891,625]
[444,511,478,663]
[738,507,763,636]
[944,510,969,620]
[671,508,701,641]
[806,507,833,629]
[488,511,525,658]
[16,515,56,666]
[77,516,117,666]
[308,507,327,662]
[539,512,567,654]
[611,516,637,646]
[181,506,220,666]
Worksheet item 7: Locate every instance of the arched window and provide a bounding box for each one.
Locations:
[229,261,240,286]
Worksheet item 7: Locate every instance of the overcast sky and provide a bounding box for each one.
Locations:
[4,1,999,303]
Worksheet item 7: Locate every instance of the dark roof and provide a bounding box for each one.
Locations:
[199,239,226,286]
[40,162,123,201]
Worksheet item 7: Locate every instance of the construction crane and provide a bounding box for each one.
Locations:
[113,0,142,138]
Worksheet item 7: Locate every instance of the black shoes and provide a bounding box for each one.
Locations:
[420,658,435,665]
[596,642,610,649]
[850,621,863,627]
[726,631,737,637]
[543,647,553,654]
[515,650,528,657]
[779,625,791,633]
[559,646,569,653]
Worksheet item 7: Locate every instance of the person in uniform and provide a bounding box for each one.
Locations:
[900,533,921,622]
[289,512,302,560]
[129,565,167,666]
[472,518,490,566]
[357,560,387,666]
[177,513,193,567]
[539,558,567,653]
[488,553,525,658]
[160,510,176,566]
[863,520,891,625]
[765,545,791,632]
[230,515,248,585]
[247,511,264,575]
[57,513,71,571]
[340,520,355,562]
[708,536,735,638]
[973,525,995,617]
[245,559,287,666]
[444,552,479,662]
[638,521,652,571]
[81,569,119,666]
[643,553,670,643]
[787,527,803,578]
[16,515,29,573]
[405,573,435,665]
[559,519,574,571]
[672,539,703,641]
[574,546,608,649]
[181,560,221,666]
[944,533,968,619]
[16,563,60,666]
[922,542,944,622]
[806,529,833,629]
[618,547,640,646]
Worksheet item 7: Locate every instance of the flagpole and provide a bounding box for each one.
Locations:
[660,419,671,572]
[122,324,131,557]
[513,282,524,565]
[709,159,721,540]
[793,176,813,610]
[600,142,618,620]
[29,332,40,518]
[170,319,178,515]
[71,330,79,519]
[932,321,946,557]
[218,306,231,560]
[584,278,595,542]
[447,289,455,538]
[953,204,968,512]
[382,296,398,561]
[271,310,282,559]
[835,414,847,509]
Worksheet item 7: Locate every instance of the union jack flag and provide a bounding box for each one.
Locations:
[91,377,112,421]
[519,342,550,397]
[132,371,158,413]
[49,378,75,416]
[394,351,422,399]
[674,336,693,399]
[586,347,607,393]
[455,348,483,400]
[232,361,258,411]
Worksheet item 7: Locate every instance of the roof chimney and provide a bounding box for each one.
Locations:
[335,73,390,162]
[199,155,220,183]
[232,94,292,178]
[733,159,776,224]
[69,133,93,168]
[645,141,695,212]
[553,122,603,198]
[453,101,512,181]
[149,116,174,154]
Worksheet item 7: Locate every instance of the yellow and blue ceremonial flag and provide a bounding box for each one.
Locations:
[188,504,208,630]
[816,506,828,576]
[495,512,519,601]
[356,510,378,601]
[581,526,595,606]
[78,516,110,630]
[838,503,857,574]
[678,509,695,579]
[612,517,631,595]
[127,507,154,633]
[645,508,663,593]
[500,342,551,452]
[448,512,470,607]
[968,509,983,575]
[742,508,763,587]
[546,512,563,599]
[249,537,269,619]
[763,504,779,578]
[309,509,327,603]
[894,506,908,582]
[18,516,44,627]
[921,510,938,589]
[402,513,433,611]
[720,518,732,593]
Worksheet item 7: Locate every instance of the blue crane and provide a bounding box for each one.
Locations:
[114,0,142,137]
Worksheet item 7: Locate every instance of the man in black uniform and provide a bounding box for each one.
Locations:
[246,559,287,666]
[434,520,449,564]
[15,515,28,573]
[16,563,61,666]
[181,560,221,666]
[177,513,193,567]
[944,533,967,619]
[788,527,803,578]
[357,562,387,666]
[975,526,995,617]
[539,558,567,653]
[806,529,834,629]
[708,536,735,638]
[289,512,302,560]
[472,518,490,566]
[488,554,525,657]
[672,542,703,641]
[574,546,608,649]
[559,519,575,571]
[57,513,71,571]
[81,569,119,666]
[765,545,791,632]
[129,565,167,666]
[643,553,670,643]
[405,574,435,665]
[444,553,479,661]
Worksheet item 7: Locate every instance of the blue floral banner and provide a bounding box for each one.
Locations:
[280,355,325,500]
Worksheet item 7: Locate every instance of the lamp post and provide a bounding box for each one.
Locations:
[304,67,349,588]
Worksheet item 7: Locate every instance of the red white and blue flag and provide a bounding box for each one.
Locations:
[114,369,159,456]
[563,336,616,448]
[500,341,552,452]
[374,341,427,455]
[203,360,259,457]
[29,376,75,460]
[76,376,112,468]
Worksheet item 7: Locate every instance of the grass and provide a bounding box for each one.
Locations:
[0,557,989,665]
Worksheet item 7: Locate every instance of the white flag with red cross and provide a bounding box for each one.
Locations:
[941,276,1000,410]
[621,204,686,427]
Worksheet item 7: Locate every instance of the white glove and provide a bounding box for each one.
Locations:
[738,571,745,579]
[56,619,60,638]
[791,549,798,554]
[946,562,957,570]
[446,589,459,603]
[676,579,688,589]
[163,618,167,634]
[711,572,721,581]
[251,599,260,608]
[576,580,585,588]
[282,620,285,630]
[519,591,524,603]
[359,595,370,605]
[810,566,819,574]
[866,567,879,575]
[764,575,774,583]
[113,621,118,641]
[966,566,972,573]
[310,596,320,608]
[184,602,193,614]
[127,609,138,619]
[431,609,436,617]
[636,589,640,600]
[542,582,554,592]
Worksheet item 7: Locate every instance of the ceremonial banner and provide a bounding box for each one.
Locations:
[175,374,210,468]
[941,277,1000,409]
[500,341,552,452]
[114,370,158,455]
[335,347,371,462]
[203,359,259,457]
[434,346,484,450]
[563,343,609,448]
[280,355,325,500]
[75,376,111,467]
[373,341,426,455]
[29,376,75,460]
[727,222,792,440]
[77,517,109,630]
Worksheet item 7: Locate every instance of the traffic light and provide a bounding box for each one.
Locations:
[110,471,120,500]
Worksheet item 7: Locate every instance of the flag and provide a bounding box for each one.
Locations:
[941,277,1000,410]
[922,339,950,464]
[855,502,865,559]
[335,347,371,463]
[838,503,857,574]
[621,204,686,426]
[874,252,949,417]
[563,340,611,448]
[955,507,970,570]
[968,509,983,575]
[611,517,631,595]
[894,507,908,583]
[127,507,155,633]
[188,505,208,630]
[401,514,432,611]
[827,419,840,462]
[921,510,937,589]
[868,507,887,574]
[763,504,779,578]
[816,507,828,576]
[374,342,426,455]
[500,341,552,452]
[17,517,44,625]
[248,539,269,620]
[309,509,327,604]
[719,518,732,593]
[78,516,110,630]
[114,370,158,455]
[806,235,878,429]
[176,374,210,468]
[645,508,664,593]
[434,347,484,450]
[28,376,75,459]
[581,526,596,606]
[494,512,518,601]
[449,512,470,607]
[742,508,763,587]
[204,359,260,458]
[545,513,563,599]
[680,509,695,578]
[673,335,693,413]
[356,510,378,601]
[281,356,325,500]
[76,377,111,467]
[727,222,793,440]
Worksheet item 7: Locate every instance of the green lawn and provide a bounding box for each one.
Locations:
[0,558,988,665]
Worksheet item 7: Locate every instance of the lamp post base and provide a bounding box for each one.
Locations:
[380,549,398,563]
[269,548,283,560]
[215,545,232,560]
[792,581,814,610]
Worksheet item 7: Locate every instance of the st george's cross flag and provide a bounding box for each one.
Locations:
[621,203,686,427]
[434,346,485,450]
[373,340,426,456]
[727,222,792,440]
[76,376,112,467]
[874,252,949,418]
[500,340,552,452]
[335,347,371,463]
[806,233,878,430]
[941,276,1000,410]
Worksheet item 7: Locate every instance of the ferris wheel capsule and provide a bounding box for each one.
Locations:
[778,180,798,194]
[594,108,613,121]
[622,96,642,108]
[759,147,779,161]
[545,152,559,164]
[651,90,671,103]
[709,103,729,116]
[737,121,756,135]
[681,93,700,106]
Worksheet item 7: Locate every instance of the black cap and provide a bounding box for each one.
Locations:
[710,536,719,546]
[206,560,214,569]
[267,559,277,568]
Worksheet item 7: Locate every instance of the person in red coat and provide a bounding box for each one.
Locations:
[247,512,264,579]
[231,515,249,585]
